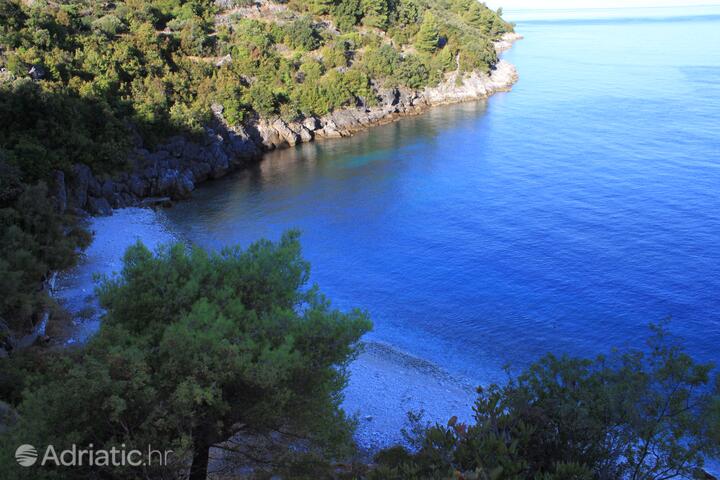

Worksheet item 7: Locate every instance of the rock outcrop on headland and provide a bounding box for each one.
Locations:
[54,34,521,215]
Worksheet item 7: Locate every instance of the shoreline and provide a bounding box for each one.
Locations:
[52,208,480,451]
[50,33,522,216]
[47,33,523,451]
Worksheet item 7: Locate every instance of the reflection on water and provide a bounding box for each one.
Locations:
[158,10,720,387]
[58,9,720,404]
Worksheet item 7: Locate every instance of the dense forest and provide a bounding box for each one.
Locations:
[0,0,512,338]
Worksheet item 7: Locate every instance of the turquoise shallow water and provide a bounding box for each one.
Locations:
[153,7,720,383]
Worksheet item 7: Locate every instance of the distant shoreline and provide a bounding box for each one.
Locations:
[52,33,522,216]
[53,208,479,451]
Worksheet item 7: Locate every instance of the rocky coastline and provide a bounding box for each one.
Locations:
[51,33,521,216]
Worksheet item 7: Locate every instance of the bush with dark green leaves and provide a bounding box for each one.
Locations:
[0,231,372,480]
[371,324,720,480]
[0,183,91,333]
[285,16,322,51]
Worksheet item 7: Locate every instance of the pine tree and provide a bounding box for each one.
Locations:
[361,0,389,29]
[311,0,336,15]
[463,2,484,29]
[415,11,440,53]
[0,232,372,480]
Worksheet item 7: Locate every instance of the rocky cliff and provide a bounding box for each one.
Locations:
[54,33,521,215]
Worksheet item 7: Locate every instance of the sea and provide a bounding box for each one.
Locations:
[57,4,720,459]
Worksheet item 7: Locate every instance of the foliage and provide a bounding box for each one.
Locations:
[332,0,364,31]
[0,0,509,137]
[0,232,372,479]
[0,0,511,330]
[415,11,440,53]
[361,0,390,29]
[285,16,321,51]
[0,80,129,182]
[371,324,720,480]
[0,182,91,332]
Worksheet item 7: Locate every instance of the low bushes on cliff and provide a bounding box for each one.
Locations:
[0,0,511,141]
[0,179,91,335]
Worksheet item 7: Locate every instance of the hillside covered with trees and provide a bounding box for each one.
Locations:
[0,0,513,337]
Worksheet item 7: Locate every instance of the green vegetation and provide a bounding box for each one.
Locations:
[0,0,512,153]
[415,12,440,53]
[0,0,511,333]
[2,292,718,479]
[3,3,717,479]
[371,324,720,480]
[0,231,372,479]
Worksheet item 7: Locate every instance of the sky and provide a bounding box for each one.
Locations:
[485,0,717,9]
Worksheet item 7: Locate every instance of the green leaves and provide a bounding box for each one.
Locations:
[3,231,371,478]
[415,12,440,54]
[372,325,720,480]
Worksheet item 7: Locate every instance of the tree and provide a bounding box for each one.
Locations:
[285,16,321,51]
[371,324,720,480]
[332,0,363,31]
[396,54,429,89]
[0,232,372,479]
[361,0,389,29]
[310,0,336,15]
[0,183,91,332]
[415,11,440,53]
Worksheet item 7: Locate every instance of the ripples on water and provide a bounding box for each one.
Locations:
[64,8,720,386]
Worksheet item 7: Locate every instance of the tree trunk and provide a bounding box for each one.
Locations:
[189,440,210,480]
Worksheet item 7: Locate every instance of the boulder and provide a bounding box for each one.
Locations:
[28,64,46,80]
[164,136,187,158]
[288,122,313,143]
[129,175,148,197]
[329,110,360,134]
[121,192,136,206]
[109,193,126,208]
[225,125,261,158]
[101,179,115,199]
[182,141,203,161]
[155,169,195,199]
[178,170,195,197]
[50,170,67,213]
[272,119,300,146]
[190,162,212,183]
[68,164,93,209]
[87,174,102,198]
[87,196,112,216]
[318,120,343,138]
[209,144,230,178]
[303,117,320,132]
[155,169,180,196]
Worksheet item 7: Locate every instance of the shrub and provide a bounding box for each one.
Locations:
[285,16,321,51]
[0,232,372,480]
[372,325,720,480]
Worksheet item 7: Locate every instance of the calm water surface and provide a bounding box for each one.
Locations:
[159,8,720,381]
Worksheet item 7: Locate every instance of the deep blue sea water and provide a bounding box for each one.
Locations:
[154,7,720,383]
